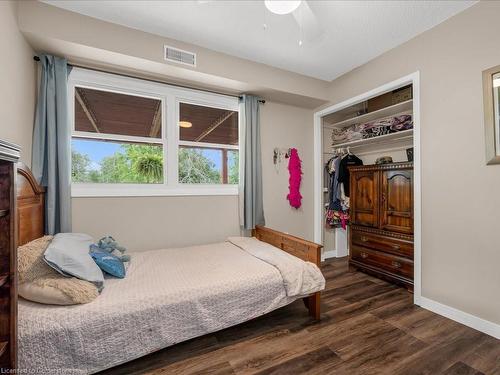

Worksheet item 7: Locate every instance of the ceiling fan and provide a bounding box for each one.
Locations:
[264,1,324,45]
[197,0,324,45]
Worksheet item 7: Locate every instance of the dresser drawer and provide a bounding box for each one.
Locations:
[351,245,413,279]
[351,229,413,258]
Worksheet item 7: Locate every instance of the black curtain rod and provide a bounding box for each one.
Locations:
[238,96,266,104]
[33,55,265,103]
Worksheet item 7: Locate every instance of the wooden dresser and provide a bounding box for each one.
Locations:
[349,162,414,290]
[0,140,20,370]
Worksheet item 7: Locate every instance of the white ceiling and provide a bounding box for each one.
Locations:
[42,0,475,81]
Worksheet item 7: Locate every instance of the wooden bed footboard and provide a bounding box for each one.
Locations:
[252,225,323,320]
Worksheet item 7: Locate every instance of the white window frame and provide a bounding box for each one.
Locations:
[69,68,239,197]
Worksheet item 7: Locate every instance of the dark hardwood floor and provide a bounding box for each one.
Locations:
[100,257,500,375]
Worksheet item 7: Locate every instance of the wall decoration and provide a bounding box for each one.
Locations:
[482,64,500,164]
[286,148,302,209]
[273,147,290,173]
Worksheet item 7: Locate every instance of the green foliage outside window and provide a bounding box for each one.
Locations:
[72,144,163,184]
[228,151,239,184]
[71,150,92,183]
[178,148,220,183]
[72,144,239,184]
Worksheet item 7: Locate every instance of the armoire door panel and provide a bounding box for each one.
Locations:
[379,170,413,234]
[350,171,378,227]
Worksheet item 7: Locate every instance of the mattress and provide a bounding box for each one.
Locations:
[19,240,323,374]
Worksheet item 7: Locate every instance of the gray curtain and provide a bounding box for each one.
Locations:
[240,95,265,230]
[32,54,72,234]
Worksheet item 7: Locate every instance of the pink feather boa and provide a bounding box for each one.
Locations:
[286,148,302,209]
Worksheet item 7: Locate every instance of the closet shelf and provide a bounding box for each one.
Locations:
[332,129,413,151]
[324,99,413,129]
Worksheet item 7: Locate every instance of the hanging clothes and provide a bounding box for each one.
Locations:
[324,154,347,229]
[337,153,363,198]
[325,151,363,230]
[324,156,339,228]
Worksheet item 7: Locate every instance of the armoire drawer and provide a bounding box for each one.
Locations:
[351,229,413,258]
[351,245,413,279]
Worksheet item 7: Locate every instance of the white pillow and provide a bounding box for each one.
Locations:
[19,277,99,305]
[19,282,70,305]
[44,233,104,291]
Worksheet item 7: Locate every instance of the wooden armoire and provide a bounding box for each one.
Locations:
[348,162,414,290]
[0,140,20,370]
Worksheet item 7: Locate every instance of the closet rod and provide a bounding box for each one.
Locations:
[335,136,413,149]
[33,55,266,104]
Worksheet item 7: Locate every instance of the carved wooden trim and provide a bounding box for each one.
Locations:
[16,163,44,195]
[351,225,414,241]
[348,162,413,172]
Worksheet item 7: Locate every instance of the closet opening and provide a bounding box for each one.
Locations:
[313,73,421,301]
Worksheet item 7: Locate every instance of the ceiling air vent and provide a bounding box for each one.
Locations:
[164,45,196,67]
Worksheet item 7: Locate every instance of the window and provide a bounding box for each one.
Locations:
[178,102,238,184]
[69,68,239,196]
[72,87,164,184]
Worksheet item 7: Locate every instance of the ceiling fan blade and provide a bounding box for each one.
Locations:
[292,1,324,43]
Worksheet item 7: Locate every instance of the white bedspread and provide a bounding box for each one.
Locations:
[227,237,325,297]
[19,239,325,374]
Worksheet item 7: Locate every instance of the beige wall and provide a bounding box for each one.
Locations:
[17,0,329,109]
[261,102,314,241]
[72,101,314,250]
[0,1,36,165]
[72,195,240,252]
[324,2,500,324]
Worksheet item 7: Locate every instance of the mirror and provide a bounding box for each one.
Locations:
[483,65,500,164]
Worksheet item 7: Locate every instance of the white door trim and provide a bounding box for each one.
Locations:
[313,71,422,304]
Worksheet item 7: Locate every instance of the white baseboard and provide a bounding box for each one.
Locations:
[322,249,337,260]
[417,296,500,339]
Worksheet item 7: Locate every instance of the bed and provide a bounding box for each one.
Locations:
[15,164,325,374]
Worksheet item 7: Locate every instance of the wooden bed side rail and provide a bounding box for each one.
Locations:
[252,225,323,320]
[252,225,322,267]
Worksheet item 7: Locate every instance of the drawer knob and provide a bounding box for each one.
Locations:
[360,236,368,242]
[360,252,368,259]
[392,244,401,250]
[391,261,402,268]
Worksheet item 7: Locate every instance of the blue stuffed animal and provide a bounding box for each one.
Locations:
[93,236,131,262]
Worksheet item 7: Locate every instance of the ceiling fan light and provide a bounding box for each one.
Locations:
[179,121,192,128]
[264,0,301,15]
